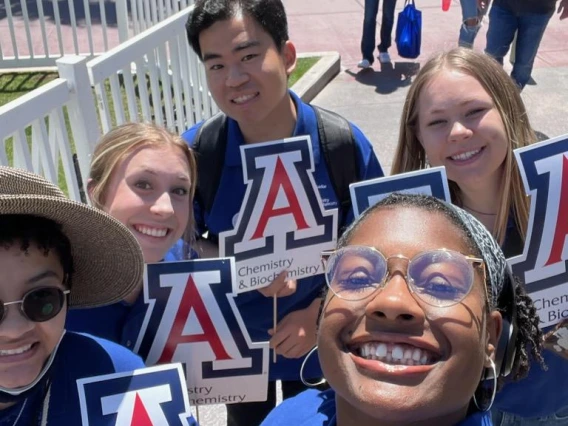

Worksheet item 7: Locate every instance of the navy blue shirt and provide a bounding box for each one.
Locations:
[0,332,144,425]
[66,239,193,350]
[182,91,384,381]
[260,388,493,426]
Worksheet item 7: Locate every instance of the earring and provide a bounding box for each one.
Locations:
[424,156,430,168]
[300,346,327,387]
[473,358,497,412]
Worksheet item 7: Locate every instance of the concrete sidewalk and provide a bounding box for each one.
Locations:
[286,0,568,173]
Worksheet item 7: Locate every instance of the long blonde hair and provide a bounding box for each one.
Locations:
[392,48,536,244]
[88,122,197,249]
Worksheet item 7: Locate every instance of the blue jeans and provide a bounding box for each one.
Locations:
[485,4,553,89]
[459,0,487,48]
[492,405,568,426]
[361,0,397,63]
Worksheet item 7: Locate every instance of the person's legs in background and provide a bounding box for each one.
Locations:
[485,4,518,65]
[459,0,487,47]
[510,11,553,89]
[377,0,397,63]
[359,0,380,68]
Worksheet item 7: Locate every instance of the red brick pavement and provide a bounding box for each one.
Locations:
[2,0,566,69]
[285,0,568,69]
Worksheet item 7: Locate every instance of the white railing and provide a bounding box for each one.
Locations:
[0,6,216,195]
[126,0,194,38]
[0,0,127,69]
[87,5,217,135]
[0,56,100,201]
[0,0,195,70]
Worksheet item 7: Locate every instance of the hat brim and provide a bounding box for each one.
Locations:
[0,195,144,308]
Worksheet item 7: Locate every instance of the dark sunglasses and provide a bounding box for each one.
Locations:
[1,287,70,323]
[321,246,487,307]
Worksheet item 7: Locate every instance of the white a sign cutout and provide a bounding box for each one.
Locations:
[134,258,269,404]
[350,167,451,218]
[219,136,338,292]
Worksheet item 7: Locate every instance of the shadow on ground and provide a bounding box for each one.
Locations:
[346,61,421,95]
[0,72,56,94]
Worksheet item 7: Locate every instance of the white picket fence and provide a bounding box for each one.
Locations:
[0,0,193,69]
[0,5,216,201]
[0,56,99,199]
[128,0,194,38]
[88,5,216,134]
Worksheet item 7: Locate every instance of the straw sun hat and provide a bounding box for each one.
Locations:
[0,166,144,308]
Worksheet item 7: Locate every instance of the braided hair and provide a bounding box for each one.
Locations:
[318,193,544,390]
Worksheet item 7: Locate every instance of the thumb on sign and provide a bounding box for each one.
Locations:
[257,271,297,298]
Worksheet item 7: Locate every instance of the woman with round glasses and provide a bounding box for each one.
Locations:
[0,166,146,424]
[261,193,543,426]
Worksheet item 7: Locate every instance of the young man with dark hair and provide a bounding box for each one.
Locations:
[184,1,384,424]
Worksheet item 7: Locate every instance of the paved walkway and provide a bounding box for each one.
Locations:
[288,0,568,172]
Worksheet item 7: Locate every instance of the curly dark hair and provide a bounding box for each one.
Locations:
[318,193,544,397]
[0,215,74,289]
[509,279,545,380]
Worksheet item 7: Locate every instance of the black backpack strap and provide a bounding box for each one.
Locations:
[313,105,359,211]
[192,112,228,215]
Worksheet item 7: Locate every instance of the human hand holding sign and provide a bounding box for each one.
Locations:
[257,270,297,298]
[267,298,320,359]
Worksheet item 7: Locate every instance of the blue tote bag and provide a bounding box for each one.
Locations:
[395,0,422,59]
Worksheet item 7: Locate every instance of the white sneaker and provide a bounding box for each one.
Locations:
[378,52,391,63]
[357,58,372,69]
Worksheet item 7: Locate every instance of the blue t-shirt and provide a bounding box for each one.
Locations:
[260,388,493,426]
[0,331,144,425]
[66,239,193,351]
[182,91,384,381]
[492,219,568,418]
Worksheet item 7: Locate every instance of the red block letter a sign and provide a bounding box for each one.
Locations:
[252,157,309,239]
[158,275,231,364]
[222,137,336,262]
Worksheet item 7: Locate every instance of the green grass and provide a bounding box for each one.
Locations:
[0,72,58,106]
[290,57,320,87]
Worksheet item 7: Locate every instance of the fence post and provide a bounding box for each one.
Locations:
[56,55,101,199]
[116,0,131,43]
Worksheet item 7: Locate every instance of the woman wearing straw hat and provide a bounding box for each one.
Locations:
[66,122,197,350]
[0,166,147,424]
